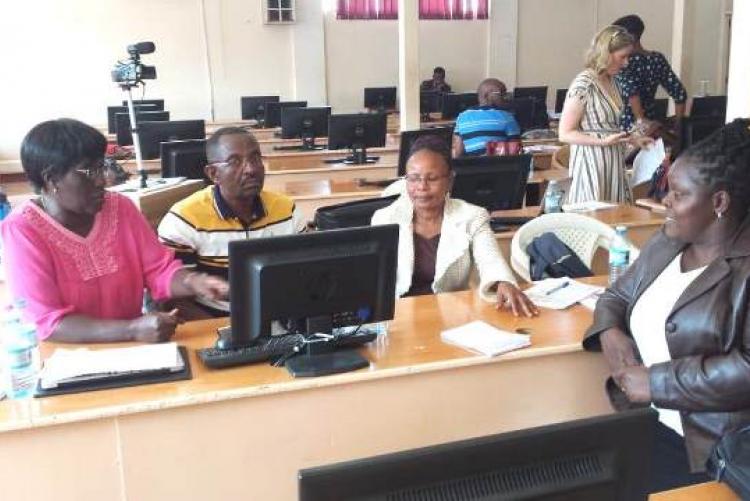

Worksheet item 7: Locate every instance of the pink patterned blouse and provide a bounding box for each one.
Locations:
[0,192,182,340]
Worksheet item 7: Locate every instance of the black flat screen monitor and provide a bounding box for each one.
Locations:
[677,115,724,156]
[652,98,668,122]
[364,87,397,111]
[505,96,537,131]
[160,139,208,181]
[299,408,658,501]
[121,99,165,111]
[264,101,307,128]
[419,90,442,116]
[513,85,548,105]
[327,113,388,164]
[314,195,399,230]
[555,88,568,114]
[228,225,398,347]
[397,127,454,176]
[451,154,532,211]
[690,95,727,119]
[441,93,478,120]
[280,106,331,147]
[115,111,170,146]
[137,120,206,160]
[240,95,279,122]
[106,104,157,134]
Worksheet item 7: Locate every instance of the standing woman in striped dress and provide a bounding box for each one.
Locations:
[559,25,653,204]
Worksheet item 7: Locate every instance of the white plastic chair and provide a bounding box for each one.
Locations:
[510,212,640,282]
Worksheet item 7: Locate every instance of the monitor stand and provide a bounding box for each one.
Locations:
[343,145,379,165]
[273,133,326,152]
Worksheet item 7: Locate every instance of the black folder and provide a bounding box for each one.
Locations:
[34,346,192,398]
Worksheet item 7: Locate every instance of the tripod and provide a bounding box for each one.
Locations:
[121,85,148,189]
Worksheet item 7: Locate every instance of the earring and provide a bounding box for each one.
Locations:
[717,210,723,220]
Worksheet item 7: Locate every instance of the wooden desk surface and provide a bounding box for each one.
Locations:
[650,481,739,500]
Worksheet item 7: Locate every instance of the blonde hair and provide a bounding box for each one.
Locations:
[585,25,634,74]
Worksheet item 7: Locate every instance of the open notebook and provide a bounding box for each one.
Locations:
[441,321,531,357]
[39,342,186,391]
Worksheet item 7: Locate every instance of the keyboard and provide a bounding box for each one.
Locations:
[489,215,536,232]
[197,330,378,369]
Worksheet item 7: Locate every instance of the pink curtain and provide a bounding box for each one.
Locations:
[420,0,450,19]
[337,0,489,20]
[337,0,398,19]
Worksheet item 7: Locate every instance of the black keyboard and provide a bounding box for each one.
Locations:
[197,331,378,369]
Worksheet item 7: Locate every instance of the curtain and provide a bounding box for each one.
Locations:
[337,0,488,19]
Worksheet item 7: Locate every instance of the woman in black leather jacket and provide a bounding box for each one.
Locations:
[584,118,750,493]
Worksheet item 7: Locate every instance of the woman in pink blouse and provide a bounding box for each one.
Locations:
[0,119,227,343]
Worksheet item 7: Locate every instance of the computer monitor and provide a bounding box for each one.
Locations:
[513,85,548,106]
[451,154,532,211]
[555,88,568,114]
[160,139,208,181]
[441,93,479,120]
[690,95,727,119]
[419,90,442,118]
[364,87,397,112]
[652,98,668,122]
[121,99,165,111]
[298,408,658,501]
[505,96,537,131]
[327,113,388,164]
[240,95,280,123]
[115,111,170,146]
[314,195,399,230]
[397,127,454,176]
[677,115,724,156]
[264,101,307,128]
[280,106,331,149]
[227,225,399,372]
[106,104,157,134]
[137,120,206,160]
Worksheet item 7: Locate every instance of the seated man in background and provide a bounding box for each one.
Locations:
[421,66,452,93]
[613,14,687,134]
[158,127,305,318]
[453,78,521,157]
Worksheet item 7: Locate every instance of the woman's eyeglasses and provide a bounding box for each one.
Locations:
[403,173,450,185]
[74,160,106,181]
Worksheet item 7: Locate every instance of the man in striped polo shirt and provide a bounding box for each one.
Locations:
[453,78,521,157]
[158,127,305,317]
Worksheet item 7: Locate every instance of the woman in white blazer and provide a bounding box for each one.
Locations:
[372,136,537,317]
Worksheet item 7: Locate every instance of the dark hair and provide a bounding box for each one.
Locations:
[681,118,750,215]
[407,135,452,169]
[20,118,107,193]
[206,126,257,163]
[433,66,446,76]
[613,15,645,41]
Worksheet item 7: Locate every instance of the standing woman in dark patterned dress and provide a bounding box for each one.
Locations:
[559,25,653,204]
[613,14,688,134]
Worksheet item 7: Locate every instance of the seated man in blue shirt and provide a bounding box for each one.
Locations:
[453,78,521,157]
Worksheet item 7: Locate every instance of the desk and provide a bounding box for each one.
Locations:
[115,179,205,228]
[263,146,400,171]
[0,284,612,500]
[650,481,739,500]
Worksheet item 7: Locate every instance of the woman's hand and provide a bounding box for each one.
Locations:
[184,272,229,301]
[129,309,183,343]
[601,132,630,146]
[631,135,655,149]
[613,365,652,403]
[600,327,638,373]
[496,281,539,317]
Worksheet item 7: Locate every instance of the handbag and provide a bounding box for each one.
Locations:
[706,424,750,498]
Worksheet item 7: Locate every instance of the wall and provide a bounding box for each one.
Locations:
[683,0,731,96]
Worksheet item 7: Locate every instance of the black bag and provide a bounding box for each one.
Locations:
[706,425,750,499]
[526,232,593,281]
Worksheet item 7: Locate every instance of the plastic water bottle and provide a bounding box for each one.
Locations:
[608,226,631,285]
[0,187,10,221]
[544,180,563,214]
[1,302,40,399]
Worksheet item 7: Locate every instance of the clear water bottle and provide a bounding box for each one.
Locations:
[544,180,563,214]
[609,226,631,285]
[1,302,40,399]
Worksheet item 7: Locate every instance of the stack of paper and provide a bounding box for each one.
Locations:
[441,320,531,357]
[39,342,183,389]
[562,200,617,212]
[524,278,604,310]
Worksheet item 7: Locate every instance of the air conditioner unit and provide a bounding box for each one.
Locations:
[264,0,295,24]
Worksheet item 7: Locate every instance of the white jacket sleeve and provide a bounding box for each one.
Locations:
[469,209,517,301]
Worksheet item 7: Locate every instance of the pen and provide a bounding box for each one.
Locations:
[545,281,570,296]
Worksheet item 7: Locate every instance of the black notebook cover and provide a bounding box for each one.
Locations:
[34,346,192,398]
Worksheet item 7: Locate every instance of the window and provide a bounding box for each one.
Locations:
[266,0,295,24]
[335,0,488,20]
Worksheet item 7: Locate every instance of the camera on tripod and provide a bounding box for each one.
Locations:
[111,42,157,88]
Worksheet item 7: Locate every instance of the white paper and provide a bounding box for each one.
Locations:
[40,342,182,389]
[441,320,531,357]
[579,289,605,311]
[524,278,603,310]
[631,138,666,187]
[562,200,617,212]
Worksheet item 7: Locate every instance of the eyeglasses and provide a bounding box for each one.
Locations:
[74,160,106,181]
[214,154,262,170]
[403,173,450,185]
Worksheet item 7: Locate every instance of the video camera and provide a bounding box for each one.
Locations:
[111,42,157,88]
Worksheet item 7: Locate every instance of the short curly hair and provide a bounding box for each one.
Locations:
[407,134,452,170]
[680,118,750,215]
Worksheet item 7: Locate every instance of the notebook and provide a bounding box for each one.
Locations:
[441,320,531,357]
[524,278,604,310]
